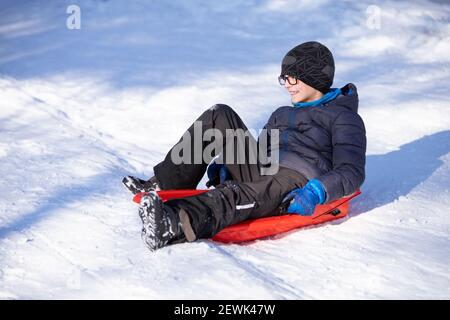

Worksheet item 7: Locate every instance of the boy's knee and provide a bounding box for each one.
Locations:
[208,103,235,115]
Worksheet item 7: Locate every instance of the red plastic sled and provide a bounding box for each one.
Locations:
[133,189,361,243]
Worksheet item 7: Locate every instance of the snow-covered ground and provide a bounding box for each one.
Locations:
[1,0,449,299]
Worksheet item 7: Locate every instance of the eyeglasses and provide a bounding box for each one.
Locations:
[278,75,298,86]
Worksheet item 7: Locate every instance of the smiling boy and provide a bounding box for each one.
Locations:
[123,41,367,251]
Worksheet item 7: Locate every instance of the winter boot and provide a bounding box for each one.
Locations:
[138,191,190,251]
[122,175,160,195]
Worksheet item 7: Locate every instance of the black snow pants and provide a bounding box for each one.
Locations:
[153,104,308,240]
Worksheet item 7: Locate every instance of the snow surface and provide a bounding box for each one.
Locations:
[1,0,449,299]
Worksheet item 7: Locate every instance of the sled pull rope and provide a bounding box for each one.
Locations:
[311,190,361,220]
[312,208,341,220]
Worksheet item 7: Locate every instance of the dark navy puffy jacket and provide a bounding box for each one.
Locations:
[261,83,366,203]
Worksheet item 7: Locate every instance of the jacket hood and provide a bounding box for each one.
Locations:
[327,83,359,113]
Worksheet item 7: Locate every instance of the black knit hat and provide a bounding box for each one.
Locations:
[281,41,335,93]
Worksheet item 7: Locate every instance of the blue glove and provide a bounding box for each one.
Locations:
[282,179,326,216]
[206,161,230,187]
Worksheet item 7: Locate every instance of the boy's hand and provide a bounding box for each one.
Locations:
[206,162,230,188]
[282,179,326,216]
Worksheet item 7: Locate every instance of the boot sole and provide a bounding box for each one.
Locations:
[139,191,167,251]
[122,176,144,195]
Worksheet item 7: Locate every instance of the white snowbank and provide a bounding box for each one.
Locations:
[0,0,449,299]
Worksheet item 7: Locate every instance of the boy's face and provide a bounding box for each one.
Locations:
[283,76,323,103]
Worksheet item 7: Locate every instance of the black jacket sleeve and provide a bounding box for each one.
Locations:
[317,110,366,203]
